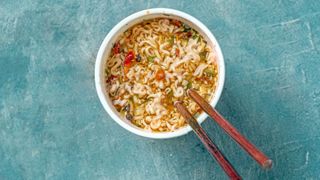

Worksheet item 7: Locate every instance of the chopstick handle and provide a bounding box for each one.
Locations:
[175,102,242,180]
[196,128,242,180]
[187,89,272,169]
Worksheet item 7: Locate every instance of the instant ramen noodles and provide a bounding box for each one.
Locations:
[105,18,218,132]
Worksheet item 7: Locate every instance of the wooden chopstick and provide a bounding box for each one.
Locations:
[187,89,272,169]
[174,101,242,180]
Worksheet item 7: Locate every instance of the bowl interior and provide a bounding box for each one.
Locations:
[96,9,225,139]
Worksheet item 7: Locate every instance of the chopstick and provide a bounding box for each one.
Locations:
[187,89,272,169]
[174,101,242,180]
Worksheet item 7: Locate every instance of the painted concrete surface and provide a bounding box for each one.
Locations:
[1,0,320,179]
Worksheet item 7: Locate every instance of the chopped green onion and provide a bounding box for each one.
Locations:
[148,55,156,63]
[166,91,174,105]
[204,68,215,77]
[186,82,192,89]
[197,36,202,43]
[199,51,207,60]
[192,34,199,40]
[181,39,188,47]
[168,35,174,46]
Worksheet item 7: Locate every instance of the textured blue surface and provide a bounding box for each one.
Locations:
[1,0,320,179]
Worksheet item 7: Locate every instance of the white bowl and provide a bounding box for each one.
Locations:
[95,8,225,139]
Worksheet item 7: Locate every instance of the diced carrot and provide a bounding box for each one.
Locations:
[175,48,180,57]
[155,69,165,80]
[124,66,129,74]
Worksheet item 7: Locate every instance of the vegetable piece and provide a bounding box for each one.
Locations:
[186,81,192,89]
[204,68,215,77]
[199,51,207,60]
[181,31,192,40]
[172,19,181,27]
[147,55,156,63]
[136,54,141,62]
[124,51,134,67]
[168,36,174,46]
[123,66,129,75]
[183,23,191,32]
[186,31,192,38]
[113,42,121,55]
[168,91,173,99]
[106,75,117,83]
[155,69,165,80]
[192,34,199,40]
[126,113,133,121]
[175,48,180,57]
[181,39,188,46]
[197,36,202,43]
[124,104,130,112]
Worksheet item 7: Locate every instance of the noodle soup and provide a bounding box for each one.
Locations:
[105,18,218,132]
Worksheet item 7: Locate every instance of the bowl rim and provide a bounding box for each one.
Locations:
[95,8,225,139]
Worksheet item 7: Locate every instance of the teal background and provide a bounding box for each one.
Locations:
[1,0,320,179]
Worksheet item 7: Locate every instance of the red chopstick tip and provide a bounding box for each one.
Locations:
[186,89,193,96]
[262,159,273,169]
[174,101,183,106]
